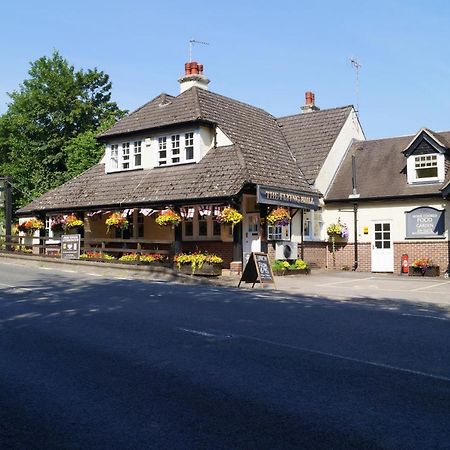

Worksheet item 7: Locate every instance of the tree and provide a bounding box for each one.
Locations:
[0,51,125,208]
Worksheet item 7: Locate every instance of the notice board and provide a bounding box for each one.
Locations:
[61,234,81,260]
[238,252,275,288]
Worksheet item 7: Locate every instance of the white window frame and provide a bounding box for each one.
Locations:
[121,142,130,169]
[110,144,119,170]
[407,153,445,184]
[303,208,324,241]
[157,130,197,167]
[133,141,142,167]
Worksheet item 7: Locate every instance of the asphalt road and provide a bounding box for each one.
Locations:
[1,260,450,449]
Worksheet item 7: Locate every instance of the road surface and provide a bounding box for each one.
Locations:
[1,260,449,449]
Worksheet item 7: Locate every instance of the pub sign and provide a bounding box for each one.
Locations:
[405,207,445,238]
[61,234,81,259]
[257,185,319,210]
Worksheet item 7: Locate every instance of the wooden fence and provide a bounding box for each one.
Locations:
[0,235,172,264]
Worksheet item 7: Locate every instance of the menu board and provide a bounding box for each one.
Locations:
[238,252,275,288]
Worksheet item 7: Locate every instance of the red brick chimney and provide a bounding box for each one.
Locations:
[179,61,210,93]
[301,91,320,113]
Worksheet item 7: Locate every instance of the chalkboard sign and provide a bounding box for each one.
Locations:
[238,252,275,288]
[61,234,81,260]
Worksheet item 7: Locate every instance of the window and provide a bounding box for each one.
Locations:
[122,142,130,169]
[184,221,193,237]
[303,209,324,240]
[213,220,221,236]
[156,131,196,167]
[158,137,167,166]
[134,141,142,167]
[171,135,180,163]
[182,206,224,240]
[111,144,119,169]
[185,132,194,160]
[198,217,208,236]
[267,224,284,241]
[415,155,438,179]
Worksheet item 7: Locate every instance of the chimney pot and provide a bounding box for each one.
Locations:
[305,91,314,106]
[185,62,191,75]
[191,61,199,75]
[301,90,320,113]
[198,64,204,74]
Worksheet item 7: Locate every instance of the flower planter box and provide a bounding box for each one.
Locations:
[177,263,222,276]
[409,267,440,277]
[273,268,310,276]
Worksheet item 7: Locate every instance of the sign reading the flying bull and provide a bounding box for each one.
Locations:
[257,185,319,210]
[61,234,81,259]
[405,207,445,238]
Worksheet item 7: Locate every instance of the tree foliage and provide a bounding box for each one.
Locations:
[0,51,125,208]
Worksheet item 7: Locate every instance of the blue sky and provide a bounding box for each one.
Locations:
[1,0,449,139]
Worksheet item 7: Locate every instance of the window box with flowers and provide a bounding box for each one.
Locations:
[105,212,129,234]
[174,252,223,276]
[272,259,310,276]
[155,209,181,227]
[409,258,440,277]
[118,253,166,265]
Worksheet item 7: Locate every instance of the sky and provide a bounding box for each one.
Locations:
[1,0,450,139]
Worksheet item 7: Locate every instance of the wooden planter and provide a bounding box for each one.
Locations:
[177,262,222,276]
[273,268,310,276]
[409,266,440,277]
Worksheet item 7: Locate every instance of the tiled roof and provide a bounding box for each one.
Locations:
[19,88,352,215]
[277,106,353,184]
[326,131,450,201]
[18,145,246,213]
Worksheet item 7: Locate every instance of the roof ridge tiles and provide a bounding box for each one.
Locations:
[277,105,353,121]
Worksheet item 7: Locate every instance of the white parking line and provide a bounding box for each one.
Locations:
[401,313,450,321]
[87,273,103,277]
[412,281,450,292]
[236,334,450,383]
[315,277,375,286]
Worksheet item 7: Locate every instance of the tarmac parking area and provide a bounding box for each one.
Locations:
[272,270,450,306]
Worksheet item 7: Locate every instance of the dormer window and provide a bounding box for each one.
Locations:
[407,152,445,184]
[414,154,437,179]
[403,128,447,184]
[111,144,119,170]
[185,132,194,160]
[107,141,142,173]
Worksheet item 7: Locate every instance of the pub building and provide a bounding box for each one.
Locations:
[16,62,449,273]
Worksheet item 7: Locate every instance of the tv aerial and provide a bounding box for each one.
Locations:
[350,57,362,114]
[189,39,209,62]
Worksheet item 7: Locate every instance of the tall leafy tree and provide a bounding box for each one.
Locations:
[0,51,125,208]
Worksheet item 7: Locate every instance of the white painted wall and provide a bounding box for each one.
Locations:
[322,198,449,243]
[215,126,233,147]
[315,109,365,196]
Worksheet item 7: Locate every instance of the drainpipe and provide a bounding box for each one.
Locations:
[351,155,359,271]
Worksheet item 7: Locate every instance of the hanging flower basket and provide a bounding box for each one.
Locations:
[64,214,84,232]
[51,216,65,233]
[216,207,243,229]
[155,209,181,227]
[327,222,349,239]
[17,218,44,235]
[105,212,129,233]
[267,207,291,226]
[327,222,349,269]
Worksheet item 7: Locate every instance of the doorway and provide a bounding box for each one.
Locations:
[242,213,261,264]
[371,221,394,272]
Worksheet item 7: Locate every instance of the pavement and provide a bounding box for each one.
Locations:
[2,253,450,307]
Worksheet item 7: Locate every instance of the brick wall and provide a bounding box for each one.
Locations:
[300,242,327,268]
[324,241,371,272]
[181,241,234,269]
[394,241,449,274]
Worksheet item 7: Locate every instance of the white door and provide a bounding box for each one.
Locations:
[243,213,261,263]
[371,221,394,272]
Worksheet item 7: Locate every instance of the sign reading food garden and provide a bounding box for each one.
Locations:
[61,234,81,259]
[257,185,319,210]
[405,207,445,238]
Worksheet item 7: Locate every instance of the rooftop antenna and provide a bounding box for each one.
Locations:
[189,39,209,62]
[349,57,362,115]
